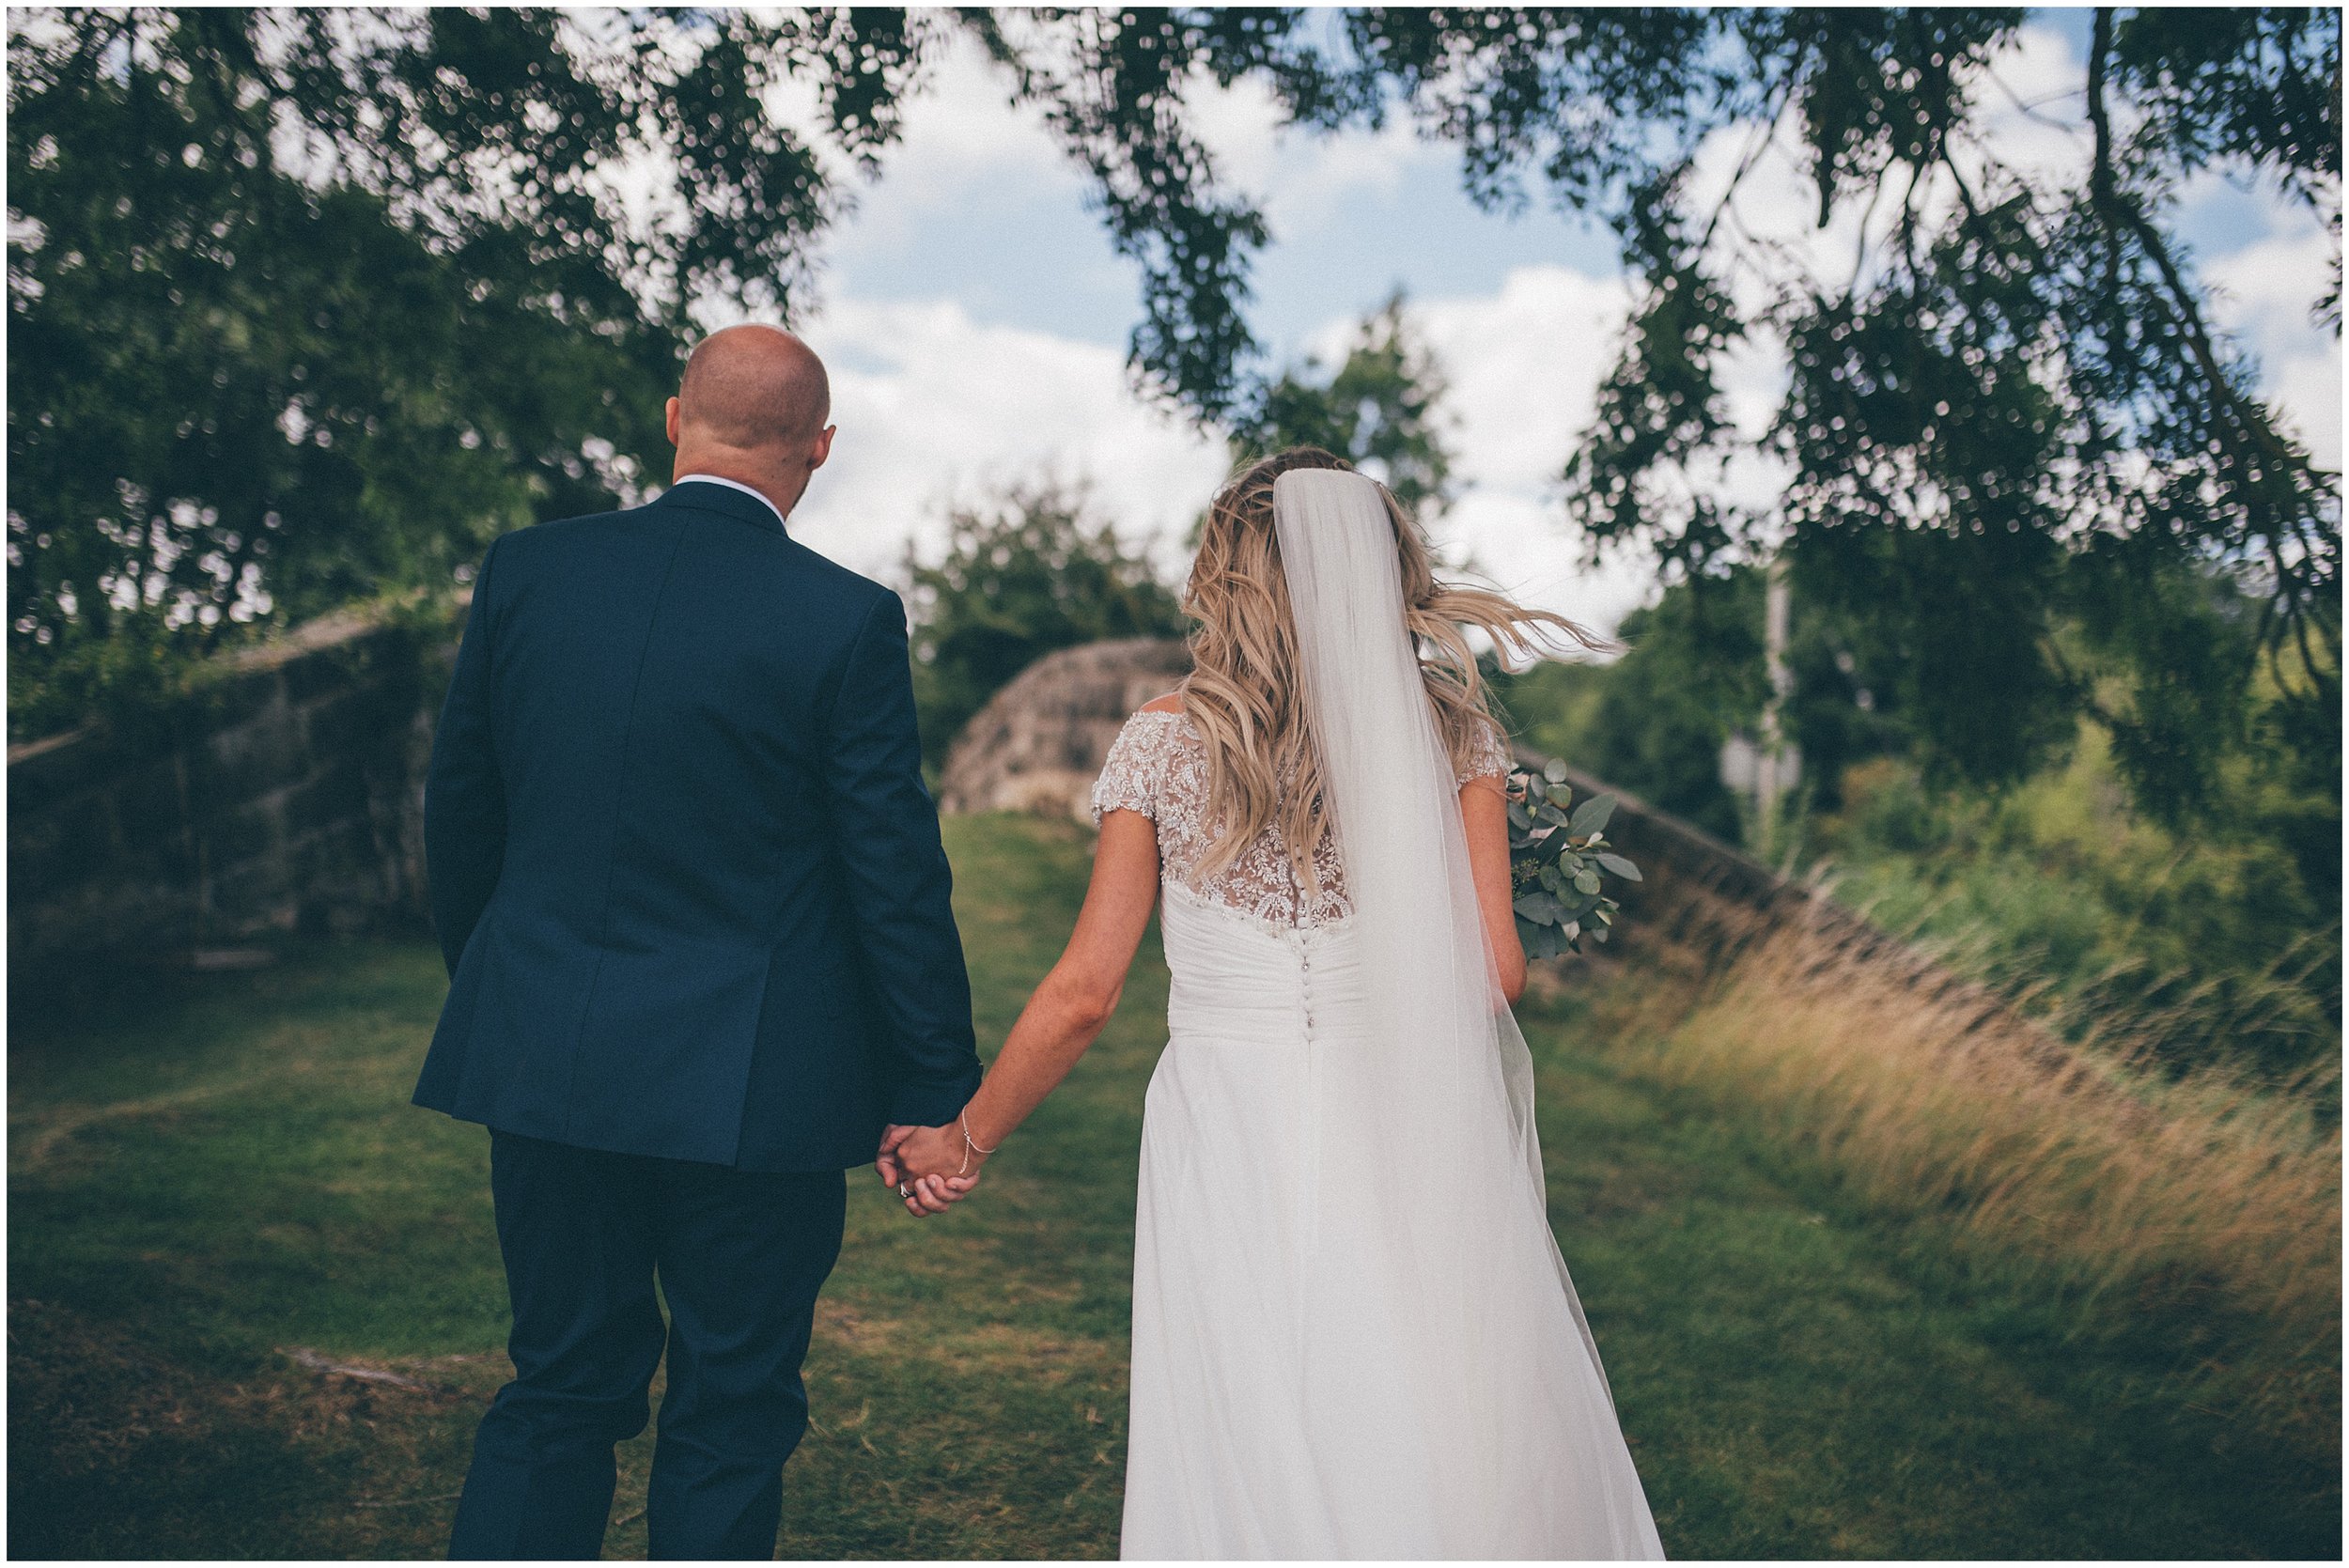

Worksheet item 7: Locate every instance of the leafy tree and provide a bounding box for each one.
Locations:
[6,7,926,736]
[905,481,1189,762]
[1497,572,1775,845]
[16,6,2340,827]
[1494,562,1920,844]
[1580,582,1765,845]
[1231,290,1456,520]
[973,7,2341,819]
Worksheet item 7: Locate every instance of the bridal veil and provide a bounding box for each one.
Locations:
[1268,467,1663,1558]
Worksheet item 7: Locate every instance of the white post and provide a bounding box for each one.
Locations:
[1756,554,1792,846]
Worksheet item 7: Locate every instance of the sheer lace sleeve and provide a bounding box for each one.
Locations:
[1092,709,1181,825]
[1455,719,1513,784]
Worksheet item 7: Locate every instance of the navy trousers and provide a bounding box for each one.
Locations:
[448,1130,848,1560]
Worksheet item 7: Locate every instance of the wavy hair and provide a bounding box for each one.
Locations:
[1179,446,1611,891]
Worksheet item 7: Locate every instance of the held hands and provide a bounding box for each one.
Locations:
[874,1111,990,1218]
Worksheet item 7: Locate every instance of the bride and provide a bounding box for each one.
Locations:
[884,447,1666,1560]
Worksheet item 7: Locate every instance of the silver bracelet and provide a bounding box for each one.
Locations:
[959,1110,1000,1174]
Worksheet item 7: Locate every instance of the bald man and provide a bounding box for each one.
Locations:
[415,325,981,1560]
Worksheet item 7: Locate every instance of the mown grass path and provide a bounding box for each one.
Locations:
[9,815,2335,1558]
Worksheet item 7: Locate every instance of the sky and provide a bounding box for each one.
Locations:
[727,10,2341,638]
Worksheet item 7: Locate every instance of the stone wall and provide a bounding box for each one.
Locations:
[9,619,1944,1015]
[8,598,468,991]
[937,637,1193,819]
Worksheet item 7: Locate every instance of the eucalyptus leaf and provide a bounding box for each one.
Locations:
[1567,793,1616,837]
[1595,852,1643,882]
[1518,920,1565,960]
[1513,892,1567,924]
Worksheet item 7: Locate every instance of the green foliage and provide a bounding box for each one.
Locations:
[1492,573,1781,844]
[972,7,2342,816]
[1506,758,1638,957]
[1818,725,2341,1081]
[1486,657,1610,769]
[5,609,208,745]
[15,7,2339,814]
[1500,567,2341,1077]
[5,7,928,739]
[906,482,1188,762]
[1231,291,1455,520]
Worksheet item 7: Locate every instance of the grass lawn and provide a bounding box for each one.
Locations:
[9,814,2338,1559]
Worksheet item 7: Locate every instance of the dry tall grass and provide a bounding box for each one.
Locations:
[1595,889,2342,1453]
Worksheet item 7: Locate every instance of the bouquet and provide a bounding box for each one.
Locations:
[1505,759,1642,959]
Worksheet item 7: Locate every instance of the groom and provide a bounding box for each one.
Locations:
[412,325,983,1559]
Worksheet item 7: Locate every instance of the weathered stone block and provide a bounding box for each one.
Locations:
[204,794,287,875]
[281,642,370,705]
[9,600,471,989]
[204,860,302,938]
[301,685,410,770]
[194,703,306,807]
[8,793,116,899]
[5,727,116,814]
[939,637,1193,820]
[117,756,191,848]
[200,665,288,731]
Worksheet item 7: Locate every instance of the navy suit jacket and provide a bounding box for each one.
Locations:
[412,479,983,1171]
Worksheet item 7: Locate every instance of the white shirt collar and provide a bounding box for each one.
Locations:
[672,473,788,530]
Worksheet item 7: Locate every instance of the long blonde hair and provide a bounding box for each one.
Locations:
[1180,446,1610,889]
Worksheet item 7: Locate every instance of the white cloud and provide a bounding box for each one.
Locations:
[1416,265,1632,490]
[1186,69,1455,242]
[1444,490,1657,644]
[1965,22,2103,192]
[818,25,1458,273]
[751,262,1667,639]
[780,295,1228,583]
[1385,266,1658,634]
[2201,221,2343,471]
[803,38,1087,260]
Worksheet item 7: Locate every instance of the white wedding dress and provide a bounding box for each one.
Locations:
[1093,471,1666,1560]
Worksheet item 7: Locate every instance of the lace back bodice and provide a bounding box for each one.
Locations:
[1089,707,1509,931]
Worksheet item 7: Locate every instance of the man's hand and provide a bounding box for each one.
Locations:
[878,1116,987,1217]
[875,1124,915,1188]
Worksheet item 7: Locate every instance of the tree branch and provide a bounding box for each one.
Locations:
[2089,6,2323,483]
[1695,68,1797,258]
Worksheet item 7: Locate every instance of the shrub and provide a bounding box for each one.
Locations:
[905,482,1187,763]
